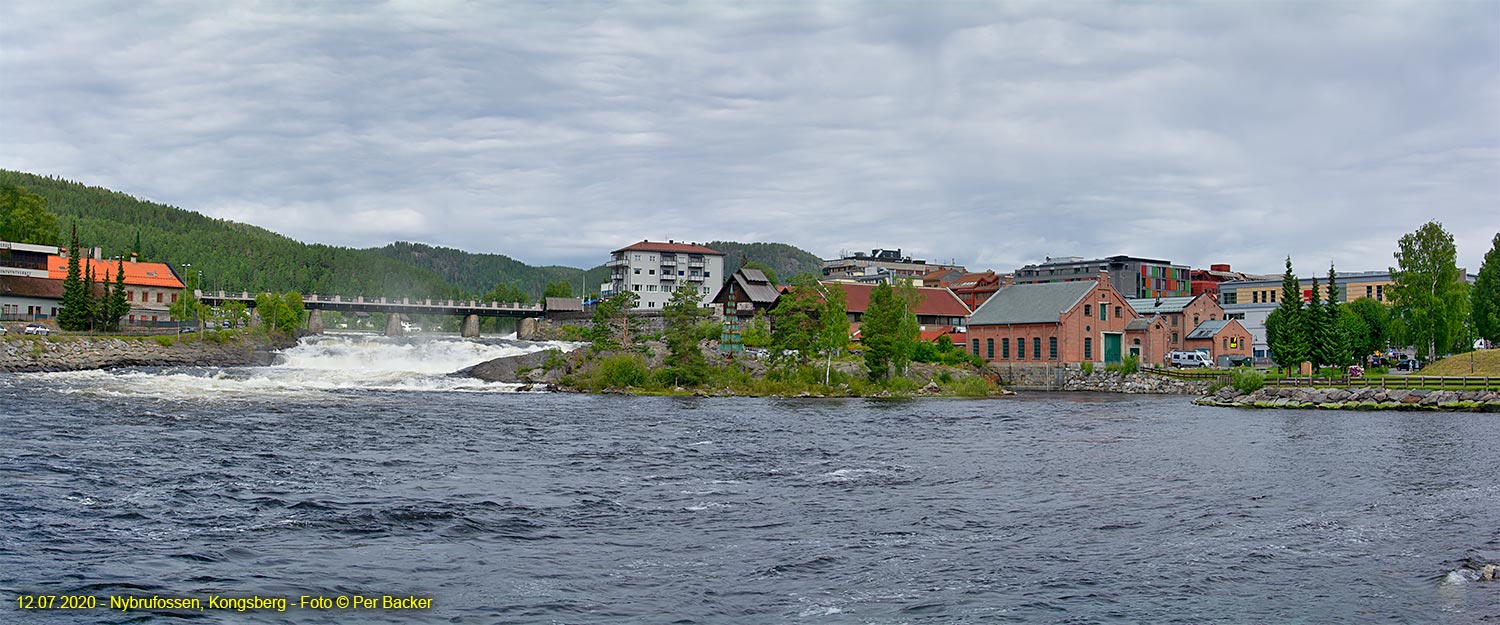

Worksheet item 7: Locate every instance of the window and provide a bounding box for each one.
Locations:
[1084,337,1093,360]
[634,268,641,274]
[648,301,655,308]
[1172,316,1178,326]
[1016,338,1024,359]
[649,255,655,261]
[1252,291,1259,304]
[1099,303,1107,321]
[704,271,711,278]
[1223,337,1229,350]
[170,293,178,303]
[1033,337,1041,359]
[634,254,641,261]
[1084,304,1091,317]
[127,291,134,302]
[648,269,655,275]
[1171,332,1178,342]
[1049,337,1057,359]
[633,284,641,291]
[1270,291,1276,303]
[647,285,656,291]
[157,292,163,303]
[972,339,980,355]
[1002,338,1010,359]
[1115,306,1122,318]
[1366,285,1373,299]
[986,339,994,359]
[1376,285,1383,301]
[1193,315,1199,327]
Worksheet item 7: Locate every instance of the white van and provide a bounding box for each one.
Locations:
[1168,350,1213,368]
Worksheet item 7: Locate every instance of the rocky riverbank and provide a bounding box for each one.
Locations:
[1196,386,1500,411]
[0,332,297,372]
[1061,370,1210,394]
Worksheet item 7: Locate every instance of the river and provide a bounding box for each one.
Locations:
[1,334,1496,623]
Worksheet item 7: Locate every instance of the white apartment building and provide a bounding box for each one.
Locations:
[601,241,724,310]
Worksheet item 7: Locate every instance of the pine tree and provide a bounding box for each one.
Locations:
[1266,256,1309,371]
[1307,272,1324,368]
[108,258,129,330]
[862,283,901,381]
[1320,263,1351,367]
[57,224,91,331]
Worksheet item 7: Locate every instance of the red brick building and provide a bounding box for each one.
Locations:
[965,281,1138,364]
[1184,319,1253,363]
[1124,293,1226,365]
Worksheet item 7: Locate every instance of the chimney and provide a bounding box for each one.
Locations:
[130,252,138,264]
[93,246,102,260]
[1210,263,1230,272]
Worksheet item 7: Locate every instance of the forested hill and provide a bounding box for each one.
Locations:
[370,242,607,299]
[708,241,824,283]
[1,170,828,298]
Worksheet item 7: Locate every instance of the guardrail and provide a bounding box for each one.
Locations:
[1269,375,1499,390]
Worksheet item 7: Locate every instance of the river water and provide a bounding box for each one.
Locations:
[1,335,1496,624]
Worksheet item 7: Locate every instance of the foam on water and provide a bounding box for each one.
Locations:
[19,333,581,400]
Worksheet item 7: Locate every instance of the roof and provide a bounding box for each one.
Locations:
[968,281,1096,325]
[949,271,1002,289]
[1186,319,1232,339]
[46,256,184,288]
[712,268,782,306]
[544,297,583,312]
[0,275,65,299]
[1126,295,1198,315]
[1124,318,1152,331]
[829,282,971,317]
[611,240,723,256]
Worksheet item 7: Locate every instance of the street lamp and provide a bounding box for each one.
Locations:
[180,263,191,327]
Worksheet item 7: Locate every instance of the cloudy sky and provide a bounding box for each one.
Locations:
[2,1,1496,274]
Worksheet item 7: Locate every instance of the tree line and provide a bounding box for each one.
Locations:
[1268,220,1500,370]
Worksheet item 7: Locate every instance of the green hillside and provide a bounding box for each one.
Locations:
[707,241,825,284]
[1,170,827,300]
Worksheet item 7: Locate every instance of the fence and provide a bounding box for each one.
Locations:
[1269,375,1500,390]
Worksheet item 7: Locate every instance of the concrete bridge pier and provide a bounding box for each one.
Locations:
[385,314,404,337]
[461,314,480,338]
[307,309,324,334]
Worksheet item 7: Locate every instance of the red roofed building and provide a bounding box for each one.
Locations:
[0,252,186,324]
[827,281,971,332]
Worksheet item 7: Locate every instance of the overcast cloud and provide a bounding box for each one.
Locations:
[1,1,1495,274]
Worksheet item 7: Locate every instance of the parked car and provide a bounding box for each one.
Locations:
[220,320,232,329]
[1168,350,1213,368]
[1396,359,1423,372]
[23,323,51,336]
[178,325,197,333]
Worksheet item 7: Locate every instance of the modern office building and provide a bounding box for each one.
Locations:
[822,248,964,282]
[1013,255,1190,299]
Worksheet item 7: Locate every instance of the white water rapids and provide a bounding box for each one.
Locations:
[16,333,582,401]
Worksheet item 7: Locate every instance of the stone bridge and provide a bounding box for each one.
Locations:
[197,290,580,338]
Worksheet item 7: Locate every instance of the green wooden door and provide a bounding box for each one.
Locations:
[1104,333,1122,364]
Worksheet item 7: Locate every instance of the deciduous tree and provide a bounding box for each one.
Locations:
[1390,221,1468,360]
[1471,232,1500,343]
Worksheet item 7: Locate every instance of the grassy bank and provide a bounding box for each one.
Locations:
[558,352,1007,398]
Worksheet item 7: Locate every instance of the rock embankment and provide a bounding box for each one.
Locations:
[459,348,584,386]
[1196,386,1500,411]
[0,334,293,372]
[1062,371,1209,394]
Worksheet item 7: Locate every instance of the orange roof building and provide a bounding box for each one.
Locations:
[47,256,184,289]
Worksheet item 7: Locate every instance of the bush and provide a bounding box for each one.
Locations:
[886,377,922,394]
[694,320,722,343]
[1230,369,1265,394]
[1104,354,1140,375]
[153,335,174,347]
[1081,361,1094,376]
[589,354,650,388]
[944,376,993,397]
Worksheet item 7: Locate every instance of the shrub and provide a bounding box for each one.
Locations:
[1231,369,1265,394]
[590,354,649,388]
[542,349,566,372]
[886,377,922,394]
[1081,361,1094,376]
[945,376,992,397]
[153,335,174,347]
[694,320,722,343]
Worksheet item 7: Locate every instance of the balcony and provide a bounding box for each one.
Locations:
[660,273,677,280]
[687,274,705,282]
[688,261,705,269]
[606,258,628,268]
[660,259,677,267]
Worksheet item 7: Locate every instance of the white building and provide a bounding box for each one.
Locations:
[602,241,724,310]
